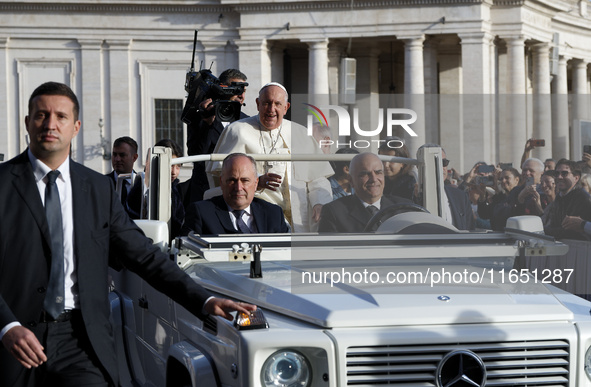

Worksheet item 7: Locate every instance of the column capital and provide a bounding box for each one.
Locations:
[571,57,588,66]
[399,35,425,46]
[499,35,526,46]
[301,37,329,46]
[458,32,494,45]
[0,37,8,49]
[530,41,550,49]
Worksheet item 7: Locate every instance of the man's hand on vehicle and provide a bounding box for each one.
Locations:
[204,298,257,321]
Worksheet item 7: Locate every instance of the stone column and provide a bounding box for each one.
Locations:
[401,35,425,155]
[352,46,381,152]
[503,36,527,166]
[327,43,345,144]
[460,32,494,168]
[78,39,104,170]
[328,43,345,104]
[236,39,272,116]
[571,58,589,157]
[0,38,10,158]
[303,38,329,96]
[438,40,463,171]
[551,56,570,159]
[531,42,552,161]
[106,39,132,160]
[403,36,425,95]
[423,38,439,151]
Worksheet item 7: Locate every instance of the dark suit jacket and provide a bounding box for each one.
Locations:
[319,194,411,233]
[106,170,116,184]
[0,151,211,386]
[181,196,289,236]
[106,170,138,219]
[445,185,475,230]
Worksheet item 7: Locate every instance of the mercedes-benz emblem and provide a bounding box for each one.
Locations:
[436,350,486,387]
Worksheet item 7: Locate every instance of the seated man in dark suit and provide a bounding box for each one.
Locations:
[319,152,411,233]
[182,153,289,235]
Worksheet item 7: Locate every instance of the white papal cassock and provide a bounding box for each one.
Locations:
[206,115,333,232]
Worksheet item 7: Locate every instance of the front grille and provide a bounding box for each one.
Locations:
[346,340,569,386]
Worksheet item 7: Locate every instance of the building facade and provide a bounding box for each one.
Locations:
[0,0,590,174]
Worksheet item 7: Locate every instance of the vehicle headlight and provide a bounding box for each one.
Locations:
[261,350,311,387]
[586,346,591,380]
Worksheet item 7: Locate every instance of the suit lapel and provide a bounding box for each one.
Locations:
[70,161,91,264]
[380,196,394,208]
[444,186,459,227]
[251,200,266,233]
[11,152,51,246]
[348,196,371,227]
[212,196,237,233]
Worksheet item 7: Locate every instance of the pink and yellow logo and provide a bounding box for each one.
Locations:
[302,103,329,127]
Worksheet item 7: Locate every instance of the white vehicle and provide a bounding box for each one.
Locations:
[109,147,591,387]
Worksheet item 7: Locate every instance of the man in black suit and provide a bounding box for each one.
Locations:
[106,136,138,217]
[182,153,289,235]
[0,82,255,387]
[186,68,248,203]
[319,152,411,233]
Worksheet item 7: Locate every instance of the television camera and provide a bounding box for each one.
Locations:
[181,31,248,124]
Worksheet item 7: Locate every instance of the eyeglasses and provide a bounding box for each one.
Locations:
[442,159,450,167]
[557,170,571,177]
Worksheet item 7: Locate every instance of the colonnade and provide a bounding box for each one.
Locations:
[237,33,590,168]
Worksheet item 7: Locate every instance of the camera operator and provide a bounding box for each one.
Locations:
[186,68,249,203]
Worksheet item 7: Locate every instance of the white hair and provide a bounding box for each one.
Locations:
[522,158,544,172]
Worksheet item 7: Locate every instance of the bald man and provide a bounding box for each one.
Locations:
[319,153,411,233]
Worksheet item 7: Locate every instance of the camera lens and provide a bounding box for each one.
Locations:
[215,101,241,122]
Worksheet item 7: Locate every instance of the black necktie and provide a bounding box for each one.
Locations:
[121,179,129,207]
[44,170,65,318]
[367,205,379,217]
[233,210,251,233]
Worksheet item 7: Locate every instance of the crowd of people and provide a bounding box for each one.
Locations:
[460,141,591,240]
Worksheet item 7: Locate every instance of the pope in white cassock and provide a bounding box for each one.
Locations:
[207,82,333,232]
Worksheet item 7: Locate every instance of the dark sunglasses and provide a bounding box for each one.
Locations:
[442,159,450,167]
[557,170,571,177]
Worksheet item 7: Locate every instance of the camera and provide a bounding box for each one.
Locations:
[181,69,248,124]
[477,164,495,174]
[181,31,248,124]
